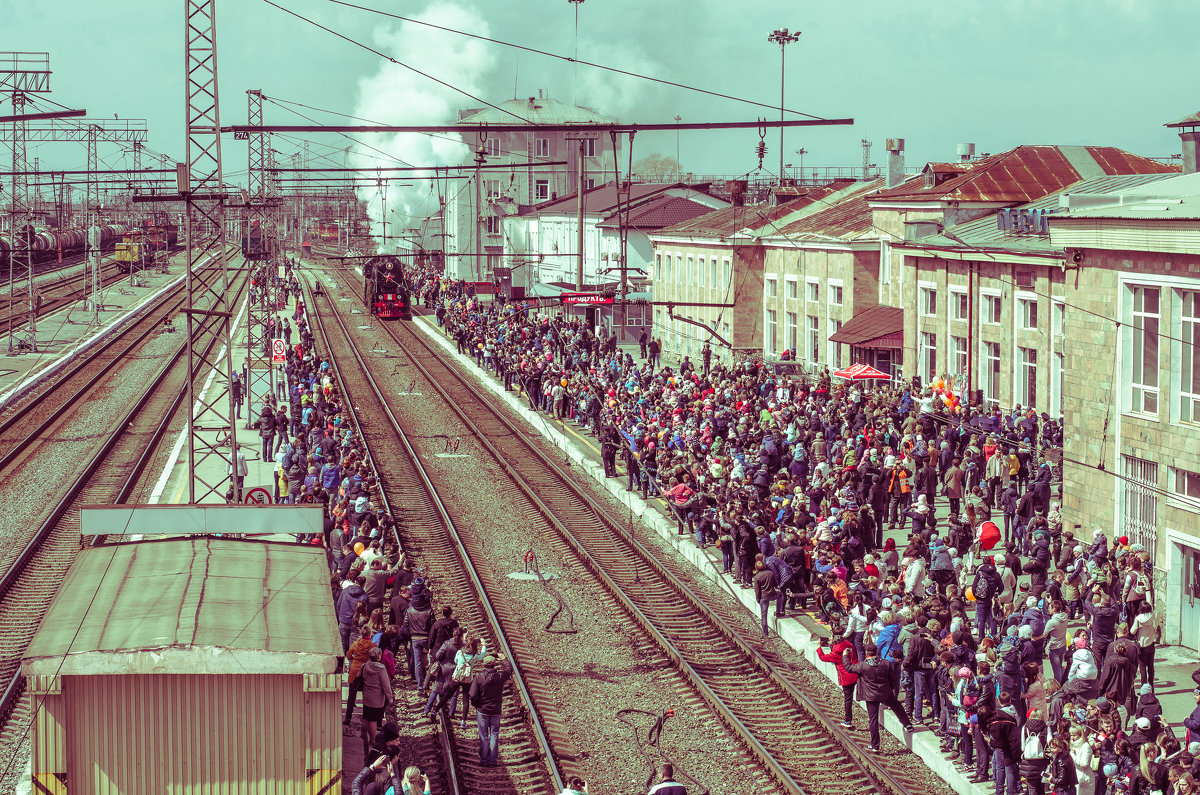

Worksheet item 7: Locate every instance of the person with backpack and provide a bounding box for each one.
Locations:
[436,635,486,728]
[987,703,1022,795]
[1020,715,1051,795]
[973,556,1003,638]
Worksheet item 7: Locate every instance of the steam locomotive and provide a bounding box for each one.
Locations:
[362,255,411,319]
[0,224,129,268]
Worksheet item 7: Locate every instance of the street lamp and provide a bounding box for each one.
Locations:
[569,0,585,105]
[795,148,807,183]
[767,27,801,185]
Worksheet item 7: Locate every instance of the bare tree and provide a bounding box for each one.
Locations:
[632,153,684,183]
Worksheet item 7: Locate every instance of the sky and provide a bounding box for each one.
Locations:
[6,0,1200,226]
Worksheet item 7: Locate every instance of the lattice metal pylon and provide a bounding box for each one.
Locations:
[183,0,238,503]
[244,88,277,425]
[86,124,103,323]
[3,52,51,354]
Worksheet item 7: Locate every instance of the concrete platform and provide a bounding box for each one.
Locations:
[410,313,1200,795]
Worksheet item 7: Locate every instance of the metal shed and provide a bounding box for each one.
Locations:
[22,537,342,795]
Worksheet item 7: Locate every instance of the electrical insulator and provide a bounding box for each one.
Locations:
[755,140,767,170]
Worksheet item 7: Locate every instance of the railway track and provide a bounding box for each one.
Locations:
[0,262,250,757]
[318,267,935,795]
[1,261,128,340]
[0,248,236,482]
[305,279,564,795]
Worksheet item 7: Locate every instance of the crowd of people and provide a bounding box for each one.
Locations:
[238,271,526,793]
[408,271,1200,795]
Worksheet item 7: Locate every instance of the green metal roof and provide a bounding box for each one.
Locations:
[24,538,341,676]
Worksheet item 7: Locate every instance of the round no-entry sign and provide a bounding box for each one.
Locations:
[244,487,273,505]
[272,338,286,362]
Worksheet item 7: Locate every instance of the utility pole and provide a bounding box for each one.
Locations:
[474,145,486,283]
[767,28,801,185]
[575,137,586,291]
[674,115,681,177]
[87,124,102,323]
[861,139,873,182]
[569,0,584,106]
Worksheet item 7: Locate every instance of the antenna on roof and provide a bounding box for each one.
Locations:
[514,57,519,100]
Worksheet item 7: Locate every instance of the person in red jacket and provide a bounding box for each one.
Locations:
[818,635,860,728]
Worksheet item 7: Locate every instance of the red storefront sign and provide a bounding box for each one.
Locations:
[561,292,613,305]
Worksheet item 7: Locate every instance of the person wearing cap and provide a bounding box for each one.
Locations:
[469,653,514,766]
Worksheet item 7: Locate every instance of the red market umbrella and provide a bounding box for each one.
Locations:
[831,362,892,381]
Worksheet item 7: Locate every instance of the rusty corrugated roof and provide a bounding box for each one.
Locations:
[595,196,717,229]
[654,181,854,239]
[870,145,1175,204]
[772,178,886,241]
[828,304,904,347]
[1166,111,1200,128]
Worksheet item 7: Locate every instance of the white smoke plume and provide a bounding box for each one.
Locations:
[350,2,496,252]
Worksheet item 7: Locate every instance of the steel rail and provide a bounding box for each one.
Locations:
[305,278,563,795]
[0,265,250,731]
[365,307,922,795]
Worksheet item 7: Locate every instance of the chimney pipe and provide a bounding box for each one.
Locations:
[538,88,543,99]
[957,142,976,162]
[886,138,905,188]
[728,179,746,207]
[1180,131,1200,175]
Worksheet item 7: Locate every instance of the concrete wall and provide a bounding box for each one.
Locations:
[763,244,865,372]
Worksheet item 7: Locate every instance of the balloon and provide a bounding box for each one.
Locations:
[607,388,615,397]
[560,379,568,387]
[944,396,953,407]
[353,542,366,556]
[608,399,616,407]
[934,379,944,389]
[965,587,976,602]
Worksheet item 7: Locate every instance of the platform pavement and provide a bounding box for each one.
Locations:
[410,311,1200,794]
[0,251,193,409]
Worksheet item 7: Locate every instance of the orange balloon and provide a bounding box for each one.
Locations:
[353,542,366,556]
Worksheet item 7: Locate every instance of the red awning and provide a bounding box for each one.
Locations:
[832,362,892,381]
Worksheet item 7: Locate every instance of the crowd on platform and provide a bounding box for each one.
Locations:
[410,271,1200,795]
[235,269,526,794]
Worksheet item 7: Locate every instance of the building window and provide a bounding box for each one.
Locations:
[952,335,968,376]
[697,255,706,287]
[806,279,819,303]
[685,256,694,285]
[829,283,843,306]
[583,138,596,157]
[585,178,596,189]
[829,319,843,367]
[983,341,1001,406]
[764,309,778,357]
[951,290,968,321]
[535,179,549,200]
[1018,346,1037,408]
[919,285,937,316]
[785,311,797,356]
[721,257,731,289]
[766,278,777,298]
[709,257,718,289]
[1018,297,1038,330]
[1121,455,1159,561]
[785,278,798,300]
[485,215,500,235]
[983,293,1002,325]
[920,331,937,383]
[1171,467,1200,511]
[1181,290,1200,423]
[535,138,549,157]
[486,137,500,156]
[807,315,820,364]
[1053,352,1063,419]
[485,179,501,198]
[655,253,662,283]
[662,255,672,283]
[1129,285,1160,415]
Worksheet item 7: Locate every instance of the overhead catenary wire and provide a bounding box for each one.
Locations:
[322,0,829,121]
[259,0,533,126]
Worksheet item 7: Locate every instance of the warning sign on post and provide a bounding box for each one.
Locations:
[272,338,286,362]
